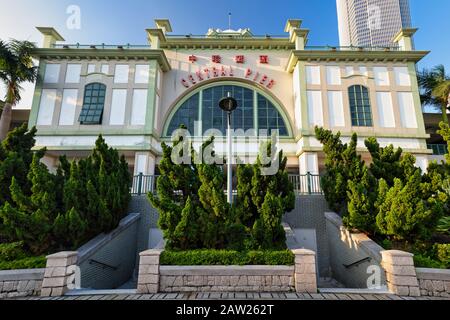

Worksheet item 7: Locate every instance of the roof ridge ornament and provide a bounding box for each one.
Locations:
[206,28,253,38]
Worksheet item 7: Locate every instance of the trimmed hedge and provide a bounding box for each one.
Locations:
[0,256,46,270]
[160,250,295,266]
[0,242,46,270]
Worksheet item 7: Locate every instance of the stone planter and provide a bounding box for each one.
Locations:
[137,249,318,294]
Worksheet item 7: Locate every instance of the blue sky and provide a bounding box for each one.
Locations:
[0,0,449,108]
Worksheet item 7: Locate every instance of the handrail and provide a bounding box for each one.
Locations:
[343,257,372,269]
[131,173,323,195]
[89,259,119,271]
[52,43,400,52]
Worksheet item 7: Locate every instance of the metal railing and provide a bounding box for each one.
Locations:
[304,45,400,52]
[131,173,322,196]
[52,43,151,50]
[52,43,400,52]
[288,174,323,195]
[131,173,159,195]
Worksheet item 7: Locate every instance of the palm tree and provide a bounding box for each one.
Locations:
[418,65,450,124]
[0,40,38,141]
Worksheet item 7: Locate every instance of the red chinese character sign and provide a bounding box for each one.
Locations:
[260,55,269,64]
[212,55,221,63]
[235,55,245,64]
[180,54,275,90]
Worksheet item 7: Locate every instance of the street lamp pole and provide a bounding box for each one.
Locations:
[219,92,238,204]
[226,110,233,204]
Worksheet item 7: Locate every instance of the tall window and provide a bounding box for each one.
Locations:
[166,84,289,137]
[79,83,106,125]
[349,85,373,127]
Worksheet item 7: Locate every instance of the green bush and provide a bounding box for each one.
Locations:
[160,250,295,266]
[150,133,294,251]
[0,129,131,255]
[413,254,445,269]
[434,244,450,268]
[0,256,46,270]
[0,242,26,261]
[436,216,450,235]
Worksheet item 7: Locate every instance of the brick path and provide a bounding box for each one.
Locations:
[10,292,450,301]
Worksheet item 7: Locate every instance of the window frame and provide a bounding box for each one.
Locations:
[164,82,291,138]
[348,85,373,127]
[78,82,107,125]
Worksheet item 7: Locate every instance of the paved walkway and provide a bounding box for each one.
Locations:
[11,292,450,301]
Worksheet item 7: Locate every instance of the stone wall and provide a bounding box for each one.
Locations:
[0,269,44,298]
[416,268,450,298]
[159,266,295,293]
[325,212,387,289]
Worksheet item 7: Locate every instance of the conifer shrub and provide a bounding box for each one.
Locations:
[149,131,295,252]
[0,127,131,259]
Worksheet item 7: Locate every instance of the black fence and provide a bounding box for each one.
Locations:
[131,173,323,196]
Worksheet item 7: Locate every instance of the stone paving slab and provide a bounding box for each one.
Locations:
[5,292,450,301]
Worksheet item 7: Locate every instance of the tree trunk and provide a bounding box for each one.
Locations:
[442,103,449,124]
[0,102,13,141]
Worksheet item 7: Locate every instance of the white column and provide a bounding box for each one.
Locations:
[298,152,319,175]
[298,152,319,194]
[134,152,156,176]
[414,155,429,174]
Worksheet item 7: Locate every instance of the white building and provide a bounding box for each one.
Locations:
[337,0,412,47]
[29,20,431,193]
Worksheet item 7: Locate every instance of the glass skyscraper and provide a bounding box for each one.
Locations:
[337,0,412,48]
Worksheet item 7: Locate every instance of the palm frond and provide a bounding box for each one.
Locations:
[0,39,38,104]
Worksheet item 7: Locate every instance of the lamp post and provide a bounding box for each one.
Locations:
[219,92,238,204]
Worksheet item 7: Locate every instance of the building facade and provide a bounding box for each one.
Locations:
[29,20,431,189]
[337,0,412,47]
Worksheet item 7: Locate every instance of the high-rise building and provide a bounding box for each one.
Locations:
[337,0,412,48]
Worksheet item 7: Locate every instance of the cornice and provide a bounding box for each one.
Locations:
[32,48,171,72]
[160,38,294,50]
[286,50,430,72]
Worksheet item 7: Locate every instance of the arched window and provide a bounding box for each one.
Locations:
[348,85,373,127]
[166,84,290,136]
[79,83,106,125]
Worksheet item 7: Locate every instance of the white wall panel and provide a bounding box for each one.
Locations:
[307,91,324,127]
[87,64,96,74]
[135,65,150,84]
[326,66,341,85]
[374,67,390,86]
[328,91,345,127]
[131,89,148,125]
[109,89,127,125]
[44,64,60,83]
[37,89,57,125]
[306,65,321,85]
[59,89,78,125]
[101,64,109,74]
[376,92,395,128]
[114,65,129,83]
[394,66,411,86]
[65,64,82,83]
[398,92,418,128]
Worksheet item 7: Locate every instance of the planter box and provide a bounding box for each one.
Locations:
[137,249,318,294]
